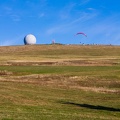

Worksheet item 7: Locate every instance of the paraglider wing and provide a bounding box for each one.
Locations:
[76,32,87,37]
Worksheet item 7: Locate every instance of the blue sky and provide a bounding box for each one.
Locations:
[0,0,120,46]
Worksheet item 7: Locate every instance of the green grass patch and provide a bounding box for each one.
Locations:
[0,65,120,77]
[0,81,120,120]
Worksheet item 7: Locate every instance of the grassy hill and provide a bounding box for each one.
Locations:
[0,45,120,120]
[0,44,120,65]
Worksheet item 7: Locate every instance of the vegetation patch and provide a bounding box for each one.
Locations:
[0,70,13,75]
[0,45,120,120]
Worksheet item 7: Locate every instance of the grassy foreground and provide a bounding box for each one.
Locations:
[0,45,120,120]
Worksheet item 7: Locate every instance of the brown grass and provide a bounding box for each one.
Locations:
[0,70,13,75]
[1,74,119,94]
[0,44,120,66]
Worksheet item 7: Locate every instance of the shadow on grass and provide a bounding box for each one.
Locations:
[60,101,120,112]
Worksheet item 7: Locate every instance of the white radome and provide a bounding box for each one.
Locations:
[24,34,36,45]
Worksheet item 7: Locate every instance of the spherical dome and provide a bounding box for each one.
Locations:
[24,34,36,45]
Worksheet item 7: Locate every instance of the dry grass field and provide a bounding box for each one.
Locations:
[0,44,120,120]
[0,44,120,65]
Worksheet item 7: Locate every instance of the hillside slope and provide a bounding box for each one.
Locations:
[0,45,120,120]
[0,44,120,66]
